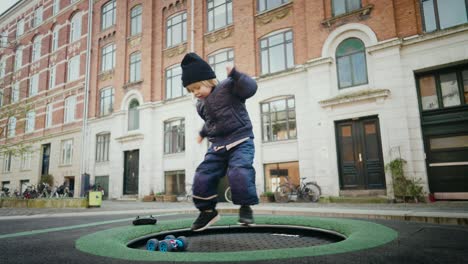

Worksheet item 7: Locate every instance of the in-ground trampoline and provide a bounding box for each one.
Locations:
[76,215,398,262]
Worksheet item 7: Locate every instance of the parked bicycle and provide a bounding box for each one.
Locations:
[224,185,262,203]
[0,187,10,198]
[274,176,321,203]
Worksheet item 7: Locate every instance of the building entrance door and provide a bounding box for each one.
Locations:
[123,150,139,195]
[41,144,50,176]
[336,116,386,190]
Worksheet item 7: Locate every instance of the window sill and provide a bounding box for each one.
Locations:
[321,4,374,27]
[204,25,234,44]
[58,164,72,168]
[319,88,390,108]
[163,152,185,157]
[98,69,115,81]
[163,42,187,58]
[257,66,304,82]
[262,138,298,145]
[255,2,293,26]
[123,80,143,89]
[115,132,144,143]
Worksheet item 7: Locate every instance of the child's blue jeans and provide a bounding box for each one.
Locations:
[192,138,259,210]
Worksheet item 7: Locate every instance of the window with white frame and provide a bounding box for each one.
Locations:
[51,27,59,52]
[336,38,368,89]
[3,152,12,173]
[29,74,39,97]
[0,32,7,48]
[96,133,110,162]
[11,82,19,103]
[101,43,115,72]
[60,139,73,165]
[32,36,42,62]
[25,110,35,133]
[49,65,56,89]
[0,57,5,78]
[45,103,53,128]
[257,0,289,12]
[70,13,82,43]
[128,99,139,131]
[207,0,232,32]
[332,0,361,16]
[129,52,141,82]
[165,65,185,99]
[421,0,468,32]
[166,12,186,47]
[101,0,116,30]
[260,30,294,75]
[53,0,60,15]
[261,96,296,142]
[164,170,186,195]
[20,152,31,170]
[164,119,185,154]
[130,5,142,36]
[8,117,16,138]
[34,6,43,27]
[14,46,23,71]
[100,87,114,116]
[208,48,234,81]
[16,19,24,37]
[67,55,80,81]
[64,95,76,123]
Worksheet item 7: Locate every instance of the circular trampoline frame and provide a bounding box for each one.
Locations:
[75,215,398,262]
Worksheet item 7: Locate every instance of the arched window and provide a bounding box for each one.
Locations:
[336,38,368,89]
[130,5,142,36]
[32,35,42,62]
[128,99,140,131]
[70,12,82,43]
[164,118,185,154]
[0,57,6,78]
[260,30,294,75]
[101,0,116,30]
[166,12,187,47]
[129,52,141,82]
[51,26,59,52]
[8,116,16,138]
[14,46,23,71]
[208,48,234,81]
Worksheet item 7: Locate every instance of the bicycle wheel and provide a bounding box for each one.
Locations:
[302,183,321,202]
[274,185,293,203]
[224,187,232,203]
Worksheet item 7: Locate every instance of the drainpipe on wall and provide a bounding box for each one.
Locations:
[79,0,93,196]
[190,0,194,52]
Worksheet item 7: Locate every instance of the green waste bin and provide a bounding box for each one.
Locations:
[88,191,102,207]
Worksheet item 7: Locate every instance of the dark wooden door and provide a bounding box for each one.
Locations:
[41,144,50,176]
[336,117,386,189]
[123,150,139,195]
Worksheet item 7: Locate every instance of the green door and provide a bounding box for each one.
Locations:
[95,176,109,200]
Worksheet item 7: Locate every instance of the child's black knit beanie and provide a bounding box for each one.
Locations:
[181,52,216,87]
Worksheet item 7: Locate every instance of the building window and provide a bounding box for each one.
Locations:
[100,87,114,116]
[14,46,23,71]
[29,74,39,97]
[20,152,31,170]
[208,48,234,81]
[165,65,185,99]
[1,32,8,48]
[0,57,5,78]
[64,95,76,124]
[101,43,116,72]
[128,99,139,131]
[130,5,142,36]
[421,0,468,32]
[68,55,80,81]
[51,27,59,52]
[129,52,141,82]
[32,36,42,62]
[49,65,56,89]
[34,6,43,27]
[166,12,186,48]
[101,0,116,30]
[25,110,35,133]
[257,0,289,12]
[264,162,299,192]
[164,119,185,154]
[164,170,185,195]
[260,30,294,75]
[332,0,361,16]
[45,104,53,128]
[16,19,24,37]
[11,82,19,103]
[8,117,16,138]
[3,152,12,173]
[53,0,60,15]
[417,66,468,111]
[70,13,82,43]
[207,0,232,32]
[261,96,296,142]
[60,139,73,165]
[336,38,368,89]
[96,133,110,162]
[0,89,3,107]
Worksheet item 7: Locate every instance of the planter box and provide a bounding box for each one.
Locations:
[260,196,275,203]
[154,195,164,202]
[143,195,155,202]
[0,198,87,208]
[163,195,177,202]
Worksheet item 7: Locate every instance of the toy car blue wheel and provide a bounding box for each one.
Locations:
[146,239,159,251]
[164,235,176,240]
[158,240,173,252]
[176,236,188,251]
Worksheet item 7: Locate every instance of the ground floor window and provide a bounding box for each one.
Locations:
[164,170,185,195]
[264,161,299,192]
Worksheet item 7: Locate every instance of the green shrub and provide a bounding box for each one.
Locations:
[385,158,424,203]
[40,174,54,186]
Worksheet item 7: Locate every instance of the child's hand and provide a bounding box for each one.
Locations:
[196,135,204,144]
[226,65,233,76]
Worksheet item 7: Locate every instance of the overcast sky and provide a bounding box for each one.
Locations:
[0,0,19,16]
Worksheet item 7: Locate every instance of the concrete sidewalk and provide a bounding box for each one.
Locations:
[1,200,468,225]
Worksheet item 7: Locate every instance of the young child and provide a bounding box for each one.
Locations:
[181,52,259,232]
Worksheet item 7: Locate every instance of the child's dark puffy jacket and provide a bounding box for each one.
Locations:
[196,68,257,146]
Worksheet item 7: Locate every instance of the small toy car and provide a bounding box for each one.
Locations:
[146,235,189,252]
[133,215,157,225]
